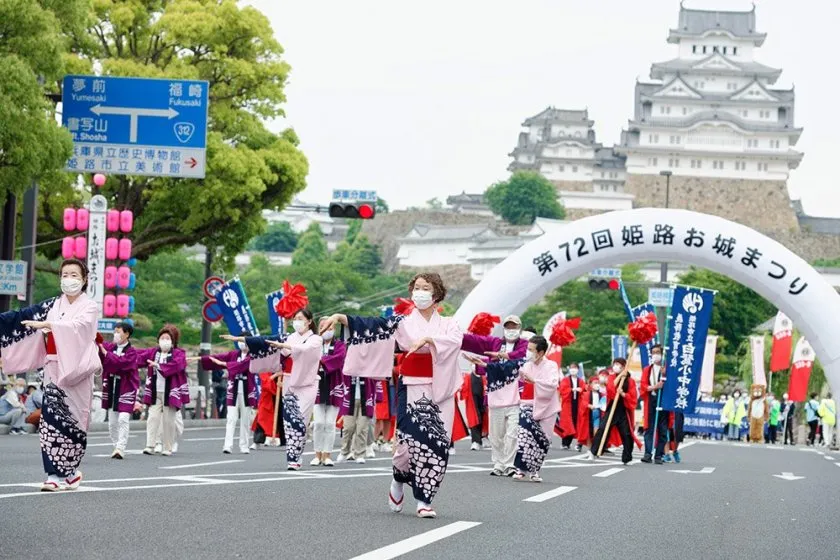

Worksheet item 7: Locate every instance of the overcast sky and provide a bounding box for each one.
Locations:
[248,0,838,217]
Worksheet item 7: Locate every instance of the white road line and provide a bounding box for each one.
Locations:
[835,462,840,468]
[679,441,697,449]
[182,437,225,442]
[825,456,835,460]
[593,467,624,478]
[347,521,481,560]
[159,460,245,470]
[522,486,577,503]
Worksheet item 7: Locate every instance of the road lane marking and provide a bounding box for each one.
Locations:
[347,521,481,560]
[522,486,577,503]
[593,467,624,478]
[159,460,245,470]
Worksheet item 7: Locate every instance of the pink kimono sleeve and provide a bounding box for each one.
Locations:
[343,315,401,379]
[0,300,53,375]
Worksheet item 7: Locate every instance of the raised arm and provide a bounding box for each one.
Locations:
[102,345,139,373]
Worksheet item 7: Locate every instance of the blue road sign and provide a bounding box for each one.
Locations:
[97,318,118,333]
[61,75,209,178]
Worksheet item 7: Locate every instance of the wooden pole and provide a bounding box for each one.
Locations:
[272,375,282,441]
[596,343,637,457]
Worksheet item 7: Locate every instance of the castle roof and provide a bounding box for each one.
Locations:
[522,107,593,127]
[668,4,766,46]
[651,55,781,83]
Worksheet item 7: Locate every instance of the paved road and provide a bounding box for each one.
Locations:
[1,429,839,559]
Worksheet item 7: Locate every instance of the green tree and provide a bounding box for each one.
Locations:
[344,234,382,278]
[292,222,328,266]
[677,268,775,350]
[248,221,298,253]
[426,197,443,210]
[484,171,565,225]
[0,0,83,205]
[345,220,362,245]
[36,0,308,261]
[375,198,390,214]
[521,266,647,366]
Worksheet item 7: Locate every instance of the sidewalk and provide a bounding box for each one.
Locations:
[0,418,227,435]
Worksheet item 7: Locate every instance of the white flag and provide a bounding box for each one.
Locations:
[749,335,767,387]
[699,335,718,394]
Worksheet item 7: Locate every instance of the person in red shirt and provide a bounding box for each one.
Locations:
[589,358,639,465]
[640,344,669,464]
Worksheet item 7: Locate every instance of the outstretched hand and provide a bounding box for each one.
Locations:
[319,314,347,336]
[406,337,431,356]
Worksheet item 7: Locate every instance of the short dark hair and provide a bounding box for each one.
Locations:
[529,335,549,354]
[650,344,663,353]
[523,326,536,334]
[613,357,627,367]
[408,272,447,303]
[157,323,180,348]
[60,258,89,291]
[115,322,134,337]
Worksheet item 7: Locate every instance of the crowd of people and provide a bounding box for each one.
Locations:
[1,259,836,519]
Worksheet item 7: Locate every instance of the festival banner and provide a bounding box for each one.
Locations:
[698,335,718,395]
[215,278,259,337]
[769,311,793,372]
[611,335,628,361]
[265,289,284,335]
[661,286,716,412]
[682,401,748,436]
[787,336,814,402]
[749,335,767,387]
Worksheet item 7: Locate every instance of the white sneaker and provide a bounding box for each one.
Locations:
[336,453,349,464]
[172,443,178,453]
[365,445,376,458]
[310,457,322,467]
[153,443,163,454]
[161,450,172,457]
[381,443,393,453]
[470,442,481,451]
[389,480,404,513]
[322,457,335,467]
[249,442,258,450]
[449,447,456,455]
[223,448,232,455]
[111,449,124,459]
[240,449,250,455]
[482,439,492,449]
[373,442,381,452]
[355,457,366,464]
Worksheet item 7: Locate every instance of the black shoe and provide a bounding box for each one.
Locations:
[641,455,652,464]
[654,458,663,465]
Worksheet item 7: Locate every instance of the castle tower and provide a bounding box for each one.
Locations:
[617,3,803,232]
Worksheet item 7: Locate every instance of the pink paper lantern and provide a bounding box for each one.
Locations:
[105,238,119,260]
[116,295,130,318]
[107,209,120,232]
[117,266,131,289]
[118,238,132,261]
[76,208,89,231]
[103,295,116,317]
[74,236,87,259]
[104,266,117,289]
[93,174,107,187]
[61,237,75,259]
[63,209,76,232]
[120,210,134,233]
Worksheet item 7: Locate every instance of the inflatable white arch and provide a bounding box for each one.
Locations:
[454,208,840,395]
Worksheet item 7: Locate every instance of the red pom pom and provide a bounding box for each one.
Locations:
[393,297,415,316]
[628,314,658,344]
[550,317,581,347]
[274,280,309,319]
[468,312,500,336]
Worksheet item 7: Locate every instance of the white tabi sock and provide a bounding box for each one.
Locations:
[390,479,404,502]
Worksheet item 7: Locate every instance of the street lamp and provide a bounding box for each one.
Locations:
[658,170,673,345]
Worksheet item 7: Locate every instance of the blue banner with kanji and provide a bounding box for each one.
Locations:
[631,303,658,368]
[265,289,284,335]
[611,335,628,361]
[661,286,715,412]
[215,278,259,337]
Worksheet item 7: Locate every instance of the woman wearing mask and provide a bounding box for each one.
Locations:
[226,309,322,470]
[196,339,255,455]
[557,363,584,451]
[311,322,346,466]
[0,258,101,491]
[320,273,463,519]
[140,325,188,456]
[511,336,560,482]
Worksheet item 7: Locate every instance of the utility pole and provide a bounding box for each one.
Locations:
[20,183,39,305]
[658,169,673,342]
[0,194,17,312]
[197,247,213,397]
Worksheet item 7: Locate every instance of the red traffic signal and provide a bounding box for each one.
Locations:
[608,279,620,290]
[588,278,621,291]
[329,202,376,220]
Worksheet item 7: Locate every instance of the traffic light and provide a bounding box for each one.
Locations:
[328,202,376,220]
[589,278,620,290]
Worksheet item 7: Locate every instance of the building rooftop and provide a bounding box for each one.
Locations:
[668,4,766,46]
[627,109,803,140]
[446,192,485,205]
[650,55,781,83]
[399,224,496,242]
[522,107,593,127]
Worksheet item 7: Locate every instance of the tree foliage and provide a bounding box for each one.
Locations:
[375,198,389,214]
[484,171,565,225]
[0,0,83,205]
[35,0,308,262]
[521,266,647,367]
[248,221,297,253]
[291,222,328,266]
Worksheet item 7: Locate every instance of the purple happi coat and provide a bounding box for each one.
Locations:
[101,342,140,413]
[200,350,256,408]
[339,375,378,418]
[316,340,347,408]
[139,347,190,409]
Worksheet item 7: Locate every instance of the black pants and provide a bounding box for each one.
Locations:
[768,424,778,444]
[562,397,579,448]
[591,402,633,464]
[644,394,670,458]
[469,374,485,444]
[808,420,818,445]
[784,418,795,444]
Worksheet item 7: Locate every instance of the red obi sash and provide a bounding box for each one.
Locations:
[46,332,57,356]
[399,353,433,378]
[282,357,293,374]
[520,381,535,401]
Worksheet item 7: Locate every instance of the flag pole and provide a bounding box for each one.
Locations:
[652,299,673,460]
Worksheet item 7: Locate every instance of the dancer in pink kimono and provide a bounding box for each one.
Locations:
[511,335,560,482]
[0,258,101,491]
[226,308,322,471]
[320,273,463,519]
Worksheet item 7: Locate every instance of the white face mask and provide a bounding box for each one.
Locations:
[15,387,25,395]
[159,340,172,353]
[652,354,662,364]
[237,341,248,351]
[411,290,434,310]
[322,330,335,342]
[504,329,520,341]
[733,393,740,399]
[569,368,579,377]
[293,319,308,333]
[599,375,607,384]
[592,384,600,392]
[525,351,534,362]
[612,364,622,374]
[60,278,83,296]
